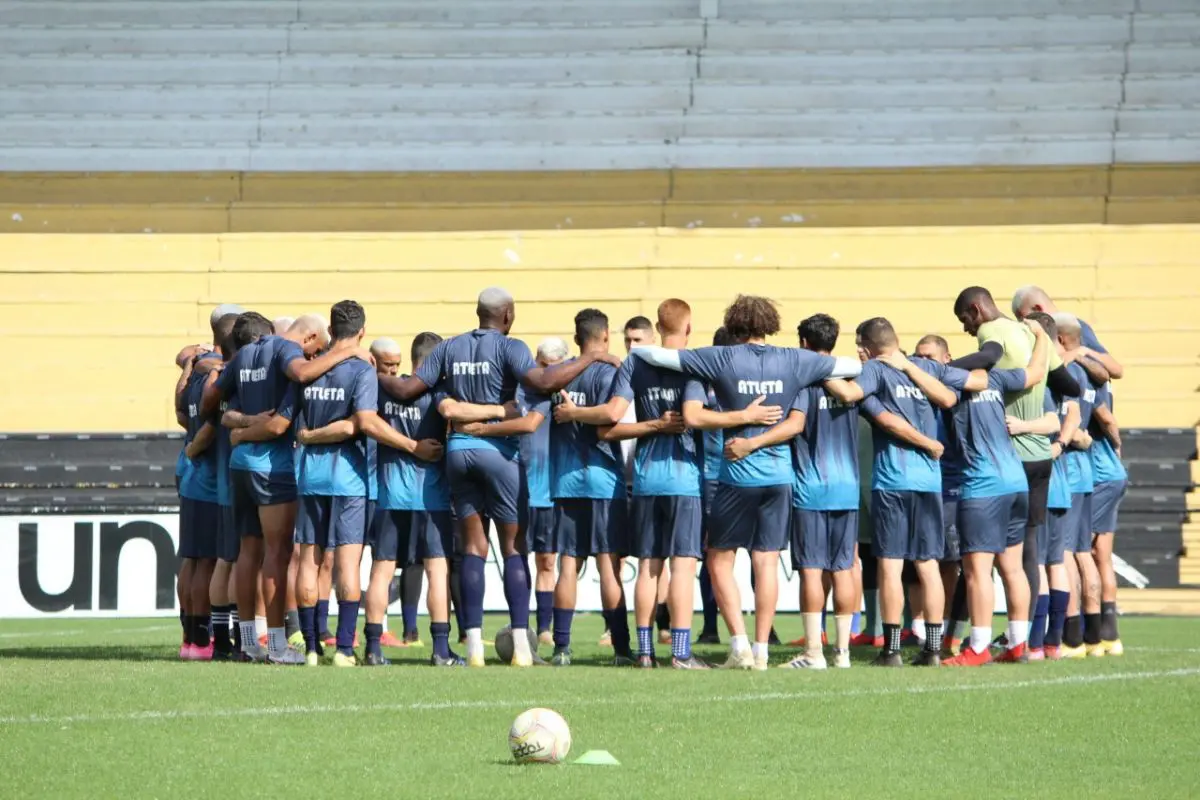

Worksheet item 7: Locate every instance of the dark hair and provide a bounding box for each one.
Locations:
[858,317,898,350]
[330,300,366,341]
[798,313,839,353]
[1025,311,1057,340]
[722,295,780,342]
[624,315,653,333]
[233,312,273,349]
[712,327,734,347]
[954,286,994,316]
[574,308,609,345]
[214,313,240,360]
[411,332,443,367]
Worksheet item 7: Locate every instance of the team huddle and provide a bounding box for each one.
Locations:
[172,283,1128,669]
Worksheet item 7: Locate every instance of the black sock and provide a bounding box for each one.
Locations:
[655,603,670,632]
[1100,601,1119,641]
[1065,615,1084,648]
[925,622,944,654]
[1083,613,1102,645]
[231,615,242,650]
[883,623,902,653]
[182,614,194,645]
[193,615,211,648]
[213,606,232,651]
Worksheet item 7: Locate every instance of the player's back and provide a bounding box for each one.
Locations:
[298,358,375,497]
[952,370,1028,498]
[517,386,553,508]
[180,367,219,502]
[619,358,704,497]
[702,386,723,483]
[792,386,859,510]
[1046,388,1072,510]
[1065,360,1097,492]
[378,378,450,511]
[859,358,955,493]
[224,336,300,474]
[937,406,966,495]
[551,359,622,500]
[1089,382,1127,483]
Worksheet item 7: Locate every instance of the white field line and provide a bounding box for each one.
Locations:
[0,625,174,640]
[0,666,1197,728]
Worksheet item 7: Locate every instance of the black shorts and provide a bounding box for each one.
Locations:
[1022,460,1053,528]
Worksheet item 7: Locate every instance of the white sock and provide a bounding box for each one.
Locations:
[254,615,268,639]
[912,618,926,644]
[239,622,258,652]
[267,627,288,654]
[466,627,483,654]
[751,641,768,661]
[834,614,853,652]
[381,617,389,633]
[1007,620,1030,647]
[970,626,992,654]
[803,612,823,657]
[730,634,750,654]
[511,627,531,659]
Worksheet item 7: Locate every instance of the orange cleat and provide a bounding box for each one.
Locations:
[786,632,829,647]
[943,646,993,667]
[379,631,408,648]
[994,643,1028,664]
[849,633,883,648]
[1043,644,1063,661]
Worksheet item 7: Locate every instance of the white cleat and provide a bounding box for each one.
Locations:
[833,648,852,669]
[780,654,828,670]
[753,654,770,672]
[719,649,755,670]
[268,647,307,666]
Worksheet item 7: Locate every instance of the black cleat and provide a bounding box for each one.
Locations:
[636,654,657,669]
[911,650,942,667]
[211,646,236,662]
[364,652,391,667]
[871,650,905,668]
[612,652,637,667]
[696,629,721,645]
[768,628,782,647]
[551,647,572,667]
[431,651,465,667]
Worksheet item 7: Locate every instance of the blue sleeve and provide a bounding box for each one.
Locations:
[414,339,447,387]
[592,364,618,404]
[793,351,837,386]
[855,361,882,398]
[351,366,377,414]
[994,369,1027,393]
[1079,319,1108,354]
[683,379,707,405]
[792,388,810,413]
[215,353,238,397]
[610,359,635,402]
[276,383,298,421]
[275,339,305,377]
[677,346,731,382]
[505,338,537,380]
[918,358,970,391]
[861,395,886,419]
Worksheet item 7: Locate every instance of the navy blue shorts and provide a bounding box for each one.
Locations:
[708,483,791,553]
[524,505,556,554]
[956,492,1029,556]
[1091,479,1126,535]
[1044,507,1069,566]
[630,495,703,560]
[296,495,368,549]
[553,497,628,559]
[702,480,719,520]
[790,508,857,572]
[217,503,239,562]
[941,490,961,562]
[231,469,296,538]
[871,489,943,561]
[179,497,219,559]
[446,448,520,525]
[373,508,453,564]
[1065,492,1093,553]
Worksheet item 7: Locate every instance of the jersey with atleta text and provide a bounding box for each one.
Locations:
[296,359,376,497]
[550,360,622,500]
[216,335,302,474]
[791,386,859,510]
[377,378,450,511]
[950,369,1030,499]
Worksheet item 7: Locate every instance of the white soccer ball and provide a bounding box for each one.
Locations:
[509,707,571,765]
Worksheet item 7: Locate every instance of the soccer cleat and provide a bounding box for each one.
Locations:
[612,653,638,667]
[305,651,320,667]
[268,647,307,666]
[332,651,358,668]
[379,631,408,648]
[320,631,336,646]
[833,648,852,669]
[538,630,554,647]
[658,630,672,645]
[242,645,269,663]
[211,646,236,663]
[786,633,829,648]
[946,637,965,656]
[186,643,214,662]
[672,655,711,670]
[363,652,391,667]
[258,633,268,649]
[597,629,612,647]
[1086,643,1107,658]
[910,650,941,667]
[1061,644,1088,659]
[431,651,465,667]
[767,628,782,647]
[1103,639,1124,656]
[849,633,883,648]
[994,643,1028,664]
[719,649,755,670]
[696,629,721,645]
[1043,644,1063,661]
[287,630,305,650]
[943,647,992,667]
[510,650,534,668]
[990,633,1010,651]
[753,654,770,671]
[1027,647,1045,662]
[780,654,827,670]
[467,650,486,668]
[178,644,192,660]
[870,650,904,668]
[531,651,550,666]
[900,629,923,648]
[636,654,657,669]
[551,648,573,667]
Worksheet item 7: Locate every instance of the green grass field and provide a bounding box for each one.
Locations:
[2,613,1198,799]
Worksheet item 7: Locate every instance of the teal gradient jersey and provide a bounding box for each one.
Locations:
[950,369,1030,499]
[701,385,723,482]
[1089,381,1127,483]
[517,386,553,509]
[377,378,450,512]
[610,358,706,498]
[216,335,302,474]
[790,386,859,511]
[550,360,623,500]
[296,358,376,497]
[180,359,221,503]
[1046,388,1072,510]
[1064,361,1098,494]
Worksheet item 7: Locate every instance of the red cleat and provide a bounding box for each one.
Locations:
[849,633,883,647]
[379,631,407,648]
[1043,644,1063,661]
[943,646,993,667]
[1027,647,1045,662]
[994,643,1028,664]
[786,633,829,647]
[899,629,923,647]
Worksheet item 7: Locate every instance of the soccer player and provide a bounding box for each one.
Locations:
[1090,379,1127,655]
[375,287,611,667]
[273,317,295,336]
[823,318,963,667]
[205,313,367,663]
[918,319,1051,665]
[557,300,712,668]
[632,295,861,669]
[696,327,734,646]
[1011,285,1125,380]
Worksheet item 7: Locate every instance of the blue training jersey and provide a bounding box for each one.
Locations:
[791,386,859,511]
[701,385,723,482]
[856,358,970,493]
[676,343,837,488]
[937,406,966,496]
[611,358,706,498]
[1065,360,1097,494]
[377,377,450,511]
[951,369,1030,499]
[1046,388,1072,510]
[1089,382,1127,483]
[217,335,302,475]
[296,358,376,497]
[414,328,536,458]
[517,386,554,509]
[550,359,623,500]
[180,369,219,503]
[215,394,236,507]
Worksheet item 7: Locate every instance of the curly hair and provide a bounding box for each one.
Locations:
[722,295,781,342]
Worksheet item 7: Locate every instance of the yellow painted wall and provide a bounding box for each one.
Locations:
[1,225,1197,432]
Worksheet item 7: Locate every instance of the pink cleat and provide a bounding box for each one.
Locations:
[179,644,192,660]
[186,643,214,662]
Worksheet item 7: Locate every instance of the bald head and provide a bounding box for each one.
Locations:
[1012,285,1056,320]
[272,316,295,335]
[1052,312,1082,348]
[477,287,516,334]
[537,337,569,367]
[288,313,331,357]
[210,303,244,336]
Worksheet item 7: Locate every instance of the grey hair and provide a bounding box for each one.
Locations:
[291,313,330,344]
[210,303,244,326]
[272,316,295,335]
[1011,285,1049,317]
[478,286,514,316]
[370,337,402,356]
[537,337,570,364]
[1051,312,1081,335]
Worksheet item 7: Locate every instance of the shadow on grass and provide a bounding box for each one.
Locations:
[0,646,177,662]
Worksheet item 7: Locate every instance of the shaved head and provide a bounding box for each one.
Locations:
[477,286,516,334]
[1012,285,1056,320]
[272,316,295,335]
[537,337,569,366]
[1052,311,1082,347]
[289,313,331,357]
[210,303,244,329]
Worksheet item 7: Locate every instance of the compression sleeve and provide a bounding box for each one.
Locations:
[949,341,1003,371]
[629,345,682,372]
[828,356,863,379]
